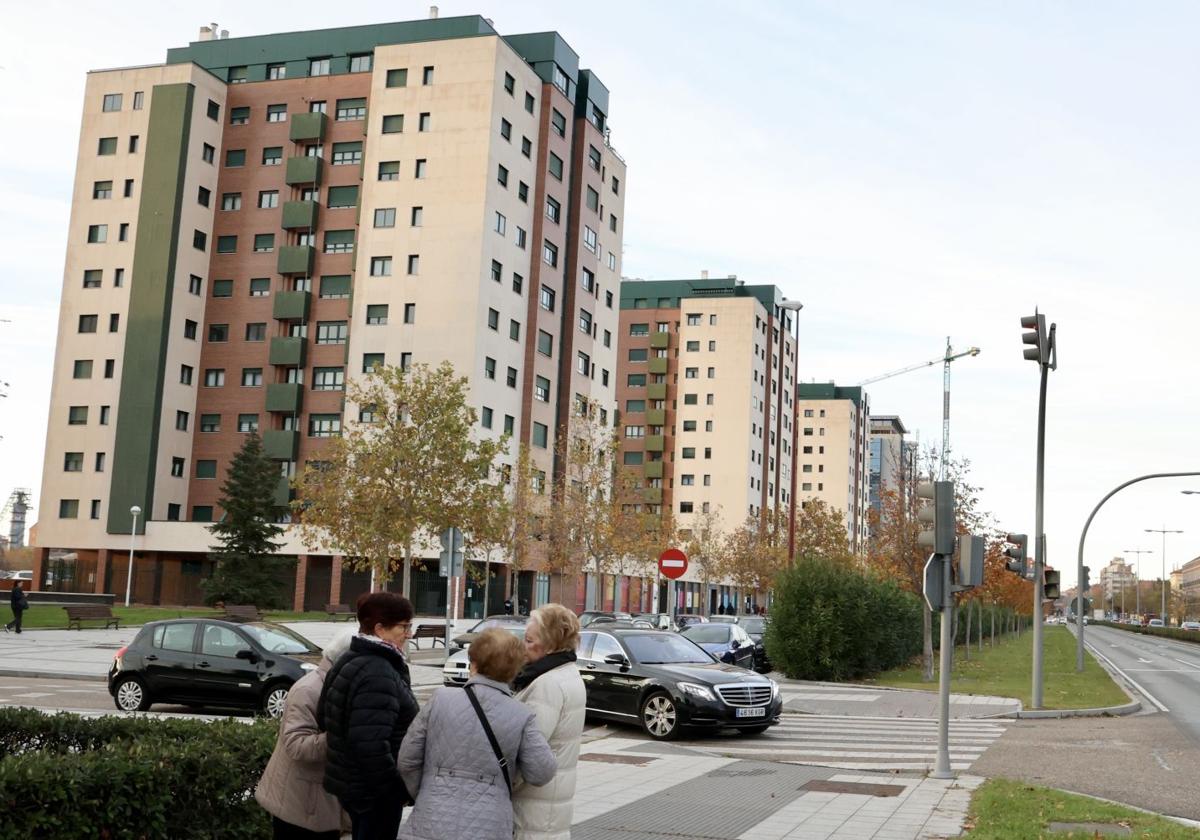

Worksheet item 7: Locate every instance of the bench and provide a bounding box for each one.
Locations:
[325,603,356,621]
[223,605,262,622]
[64,605,120,631]
[408,624,447,649]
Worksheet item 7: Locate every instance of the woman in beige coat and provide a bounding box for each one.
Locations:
[255,631,352,839]
[513,604,587,840]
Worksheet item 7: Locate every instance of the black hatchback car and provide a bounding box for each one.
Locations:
[108,619,321,718]
[577,628,782,740]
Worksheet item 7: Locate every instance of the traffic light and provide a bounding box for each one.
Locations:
[1004,533,1028,577]
[1081,565,1091,593]
[917,480,956,556]
[1021,312,1048,365]
[1043,568,1061,600]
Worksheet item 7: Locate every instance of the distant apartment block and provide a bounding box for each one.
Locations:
[867,415,907,531]
[795,383,871,554]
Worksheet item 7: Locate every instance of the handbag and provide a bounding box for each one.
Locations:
[463,685,512,795]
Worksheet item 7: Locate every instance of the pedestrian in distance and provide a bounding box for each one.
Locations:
[504,597,514,616]
[512,604,586,840]
[5,581,28,634]
[397,628,556,840]
[318,592,420,840]
[256,630,354,840]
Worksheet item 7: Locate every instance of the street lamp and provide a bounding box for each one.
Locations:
[779,299,803,563]
[1125,549,1153,617]
[124,505,141,608]
[1145,526,1183,623]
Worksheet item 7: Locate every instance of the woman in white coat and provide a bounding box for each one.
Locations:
[513,604,586,840]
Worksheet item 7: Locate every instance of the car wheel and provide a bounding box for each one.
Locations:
[640,691,680,741]
[740,724,770,735]
[113,676,151,712]
[261,682,291,719]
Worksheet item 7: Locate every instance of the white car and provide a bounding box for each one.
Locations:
[1148,619,1165,628]
[1181,621,1200,631]
[442,625,525,687]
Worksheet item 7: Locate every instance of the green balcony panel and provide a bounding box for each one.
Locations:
[272,289,311,321]
[645,408,666,427]
[273,475,293,508]
[281,200,318,230]
[263,430,299,461]
[647,383,667,401]
[289,111,327,143]
[285,155,323,186]
[644,435,665,452]
[641,487,663,504]
[265,382,303,414]
[643,461,664,480]
[269,336,306,367]
[648,358,668,375]
[276,245,314,275]
[649,332,670,349]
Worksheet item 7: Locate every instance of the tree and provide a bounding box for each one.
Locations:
[722,507,790,605]
[684,507,728,617]
[792,499,853,565]
[203,432,289,608]
[294,362,509,594]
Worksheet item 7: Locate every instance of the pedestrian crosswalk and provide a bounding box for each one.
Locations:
[674,714,1006,772]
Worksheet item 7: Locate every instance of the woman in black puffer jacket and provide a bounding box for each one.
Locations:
[319,592,419,840]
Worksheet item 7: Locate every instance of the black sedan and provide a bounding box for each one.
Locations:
[577,628,782,740]
[739,615,772,673]
[680,622,757,670]
[108,619,321,718]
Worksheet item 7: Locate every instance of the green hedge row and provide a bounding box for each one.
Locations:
[0,708,277,839]
[764,556,924,680]
[1091,620,1200,644]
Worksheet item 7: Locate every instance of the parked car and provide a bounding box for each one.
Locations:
[108,619,321,718]
[634,613,677,632]
[579,611,633,627]
[679,623,757,670]
[444,625,527,686]
[1148,619,1165,628]
[1181,621,1200,631]
[708,615,739,624]
[739,615,772,673]
[449,614,528,652]
[576,627,782,740]
[674,614,709,629]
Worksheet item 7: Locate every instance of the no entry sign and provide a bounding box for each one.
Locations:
[658,548,689,580]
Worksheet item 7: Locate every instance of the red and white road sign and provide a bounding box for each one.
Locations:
[658,548,689,580]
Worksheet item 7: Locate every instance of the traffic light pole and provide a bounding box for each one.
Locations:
[933,555,954,779]
[1031,356,1048,709]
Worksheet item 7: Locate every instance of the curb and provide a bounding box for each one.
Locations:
[998,699,1141,719]
[0,669,105,682]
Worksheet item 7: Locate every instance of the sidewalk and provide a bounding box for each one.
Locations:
[775,678,1020,719]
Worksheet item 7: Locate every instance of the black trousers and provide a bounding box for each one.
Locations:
[349,798,403,840]
[5,609,22,633]
[271,816,339,840]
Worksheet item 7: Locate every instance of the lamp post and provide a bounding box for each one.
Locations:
[780,299,803,561]
[1145,525,1183,623]
[1125,549,1153,618]
[124,505,141,608]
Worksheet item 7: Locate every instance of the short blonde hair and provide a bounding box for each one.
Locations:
[469,629,526,683]
[529,604,580,655]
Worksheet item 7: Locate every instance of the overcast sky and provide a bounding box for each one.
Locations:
[2,1,1198,588]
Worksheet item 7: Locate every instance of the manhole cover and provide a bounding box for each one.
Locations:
[1047,823,1131,836]
[801,780,906,797]
[579,753,656,766]
[708,767,777,778]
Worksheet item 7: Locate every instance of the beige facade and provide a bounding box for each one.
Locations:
[795,384,871,553]
[1098,557,1135,614]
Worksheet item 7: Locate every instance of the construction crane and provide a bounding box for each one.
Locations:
[858,339,980,478]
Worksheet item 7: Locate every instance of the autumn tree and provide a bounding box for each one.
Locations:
[684,507,728,617]
[792,499,853,565]
[721,507,791,607]
[294,362,509,594]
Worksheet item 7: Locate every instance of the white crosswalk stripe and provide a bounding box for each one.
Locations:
[673,714,1006,772]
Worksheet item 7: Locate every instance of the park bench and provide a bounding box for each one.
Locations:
[408,623,447,649]
[223,604,263,622]
[325,603,356,621]
[64,604,120,631]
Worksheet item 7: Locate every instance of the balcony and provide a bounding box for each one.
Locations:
[269,336,306,367]
[281,200,318,230]
[273,475,293,508]
[272,290,310,321]
[289,111,327,143]
[285,155,323,186]
[647,383,667,401]
[276,245,314,276]
[648,358,668,375]
[643,461,664,480]
[263,429,299,461]
[266,382,303,414]
[644,435,665,452]
[649,332,670,349]
[641,486,663,504]
[646,408,666,426]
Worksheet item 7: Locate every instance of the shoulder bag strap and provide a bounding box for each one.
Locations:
[463,685,512,794]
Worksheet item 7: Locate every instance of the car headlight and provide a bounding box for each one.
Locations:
[678,682,714,701]
[300,663,318,672]
[770,679,780,699]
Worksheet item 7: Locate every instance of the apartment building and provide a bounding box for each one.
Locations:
[616,278,800,615]
[35,15,626,612]
[1098,557,1136,615]
[794,383,871,554]
[867,414,907,534]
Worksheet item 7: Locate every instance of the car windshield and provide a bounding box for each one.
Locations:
[469,618,522,632]
[681,625,732,644]
[240,623,318,655]
[740,617,766,633]
[624,633,715,664]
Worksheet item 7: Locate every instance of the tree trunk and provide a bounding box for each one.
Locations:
[991,606,995,646]
[921,606,934,682]
[964,600,972,661]
[483,557,491,618]
[978,599,983,652]
[402,542,412,600]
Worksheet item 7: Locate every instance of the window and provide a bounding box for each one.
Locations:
[245,323,266,342]
[132,90,144,109]
[548,153,563,180]
[63,451,84,472]
[370,256,392,276]
[707,367,716,378]
[386,68,408,87]
[98,136,117,155]
[77,314,97,333]
[350,53,373,73]
[577,351,590,376]
[484,357,496,380]
[627,374,646,387]
[320,275,351,298]
[518,181,529,202]
[610,213,619,232]
[606,290,614,307]
[312,367,345,391]
[361,352,384,373]
[266,103,287,123]
[612,175,621,195]
[490,260,503,284]
[241,368,262,387]
[418,112,431,132]
[423,65,434,85]
[169,456,184,478]
[525,92,535,113]
[504,415,515,435]
[103,359,115,379]
[249,278,270,297]
[521,137,532,158]
[551,109,566,137]
[309,414,342,437]
[629,323,649,336]
[543,240,558,267]
[497,164,509,187]
[407,255,420,274]
[515,227,526,249]
[586,186,599,212]
[192,505,214,522]
[414,159,427,178]
[262,147,282,165]
[546,196,560,223]
[537,331,553,357]
[130,135,141,153]
[93,180,112,200]
[481,406,494,429]
[331,143,363,167]
[102,93,122,112]
[324,230,354,253]
[72,360,93,379]
[378,161,399,181]
[267,62,286,80]
[208,324,228,342]
[212,279,233,297]
[258,190,279,209]
[225,149,245,167]
[679,502,694,514]
[685,367,698,379]
[382,114,404,134]
[682,420,697,432]
[532,422,548,449]
[682,447,696,459]
[538,285,556,312]
[87,224,107,243]
[500,118,511,140]
[487,309,500,331]
[622,451,644,466]
[196,460,217,479]
[178,363,191,384]
[686,340,700,352]
[204,369,225,387]
[99,405,110,424]
[509,319,520,341]
[316,321,348,345]
[535,375,551,402]
[59,499,79,519]
[83,269,102,288]
[504,72,515,94]
[583,226,597,253]
[683,394,698,405]
[588,145,602,171]
[229,106,249,125]
[512,272,524,294]
[579,309,592,334]
[687,313,702,326]
[222,192,241,210]
[68,405,88,425]
[410,206,423,226]
[374,208,396,228]
[175,410,189,431]
[253,233,274,252]
[366,304,389,325]
[494,212,506,235]
[310,58,331,76]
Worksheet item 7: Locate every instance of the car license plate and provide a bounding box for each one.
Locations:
[736,707,766,718]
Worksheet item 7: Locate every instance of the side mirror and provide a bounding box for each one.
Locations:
[603,653,629,667]
[236,649,259,663]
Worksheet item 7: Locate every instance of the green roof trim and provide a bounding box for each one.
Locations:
[797,383,865,407]
[619,278,787,317]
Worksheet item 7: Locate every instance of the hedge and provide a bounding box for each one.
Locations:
[1091,619,1200,644]
[0,708,277,839]
[764,556,923,680]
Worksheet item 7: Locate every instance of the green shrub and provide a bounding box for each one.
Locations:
[1092,619,1200,643]
[765,556,923,680]
[0,708,277,839]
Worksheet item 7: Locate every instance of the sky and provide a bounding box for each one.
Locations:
[2,1,1199,588]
